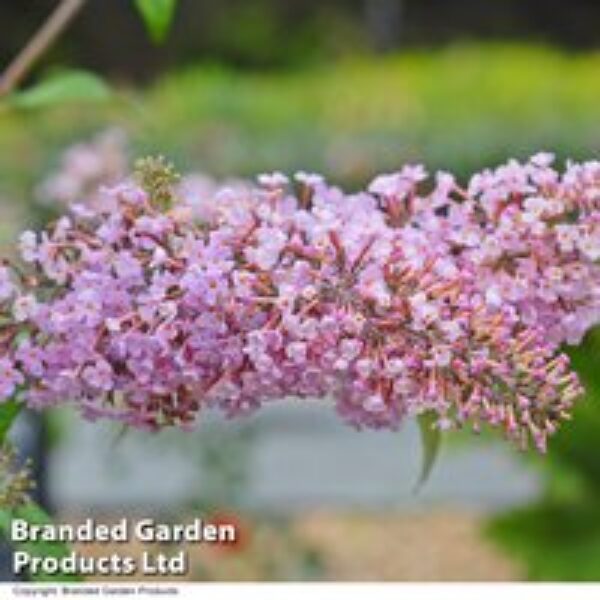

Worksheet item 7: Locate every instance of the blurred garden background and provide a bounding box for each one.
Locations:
[1,0,600,582]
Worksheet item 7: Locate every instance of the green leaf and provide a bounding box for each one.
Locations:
[415,411,442,490]
[0,399,22,446]
[0,502,81,582]
[10,70,111,110]
[134,0,178,44]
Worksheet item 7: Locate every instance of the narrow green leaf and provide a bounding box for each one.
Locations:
[0,502,82,582]
[134,0,178,44]
[0,399,21,446]
[415,411,442,490]
[11,70,111,110]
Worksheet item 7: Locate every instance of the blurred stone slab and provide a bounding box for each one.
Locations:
[49,399,540,512]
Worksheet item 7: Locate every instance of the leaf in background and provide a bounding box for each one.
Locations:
[134,0,178,44]
[0,502,81,582]
[0,399,21,446]
[415,411,442,490]
[10,70,111,110]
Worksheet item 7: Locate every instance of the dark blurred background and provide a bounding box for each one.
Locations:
[3,0,600,81]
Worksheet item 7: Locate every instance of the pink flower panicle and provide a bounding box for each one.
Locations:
[0,154,596,452]
[35,129,128,210]
[35,128,251,222]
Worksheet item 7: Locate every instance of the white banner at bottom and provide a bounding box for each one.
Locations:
[3,583,600,600]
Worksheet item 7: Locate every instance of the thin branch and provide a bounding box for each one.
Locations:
[0,0,87,98]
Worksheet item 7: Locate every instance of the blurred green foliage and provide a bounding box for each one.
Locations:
[487,330,600,581]
[8,70,111,110]
[134,0,179,44]
[1,43,600,210]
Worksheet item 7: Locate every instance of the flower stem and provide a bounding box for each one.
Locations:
[0,0,87,98]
